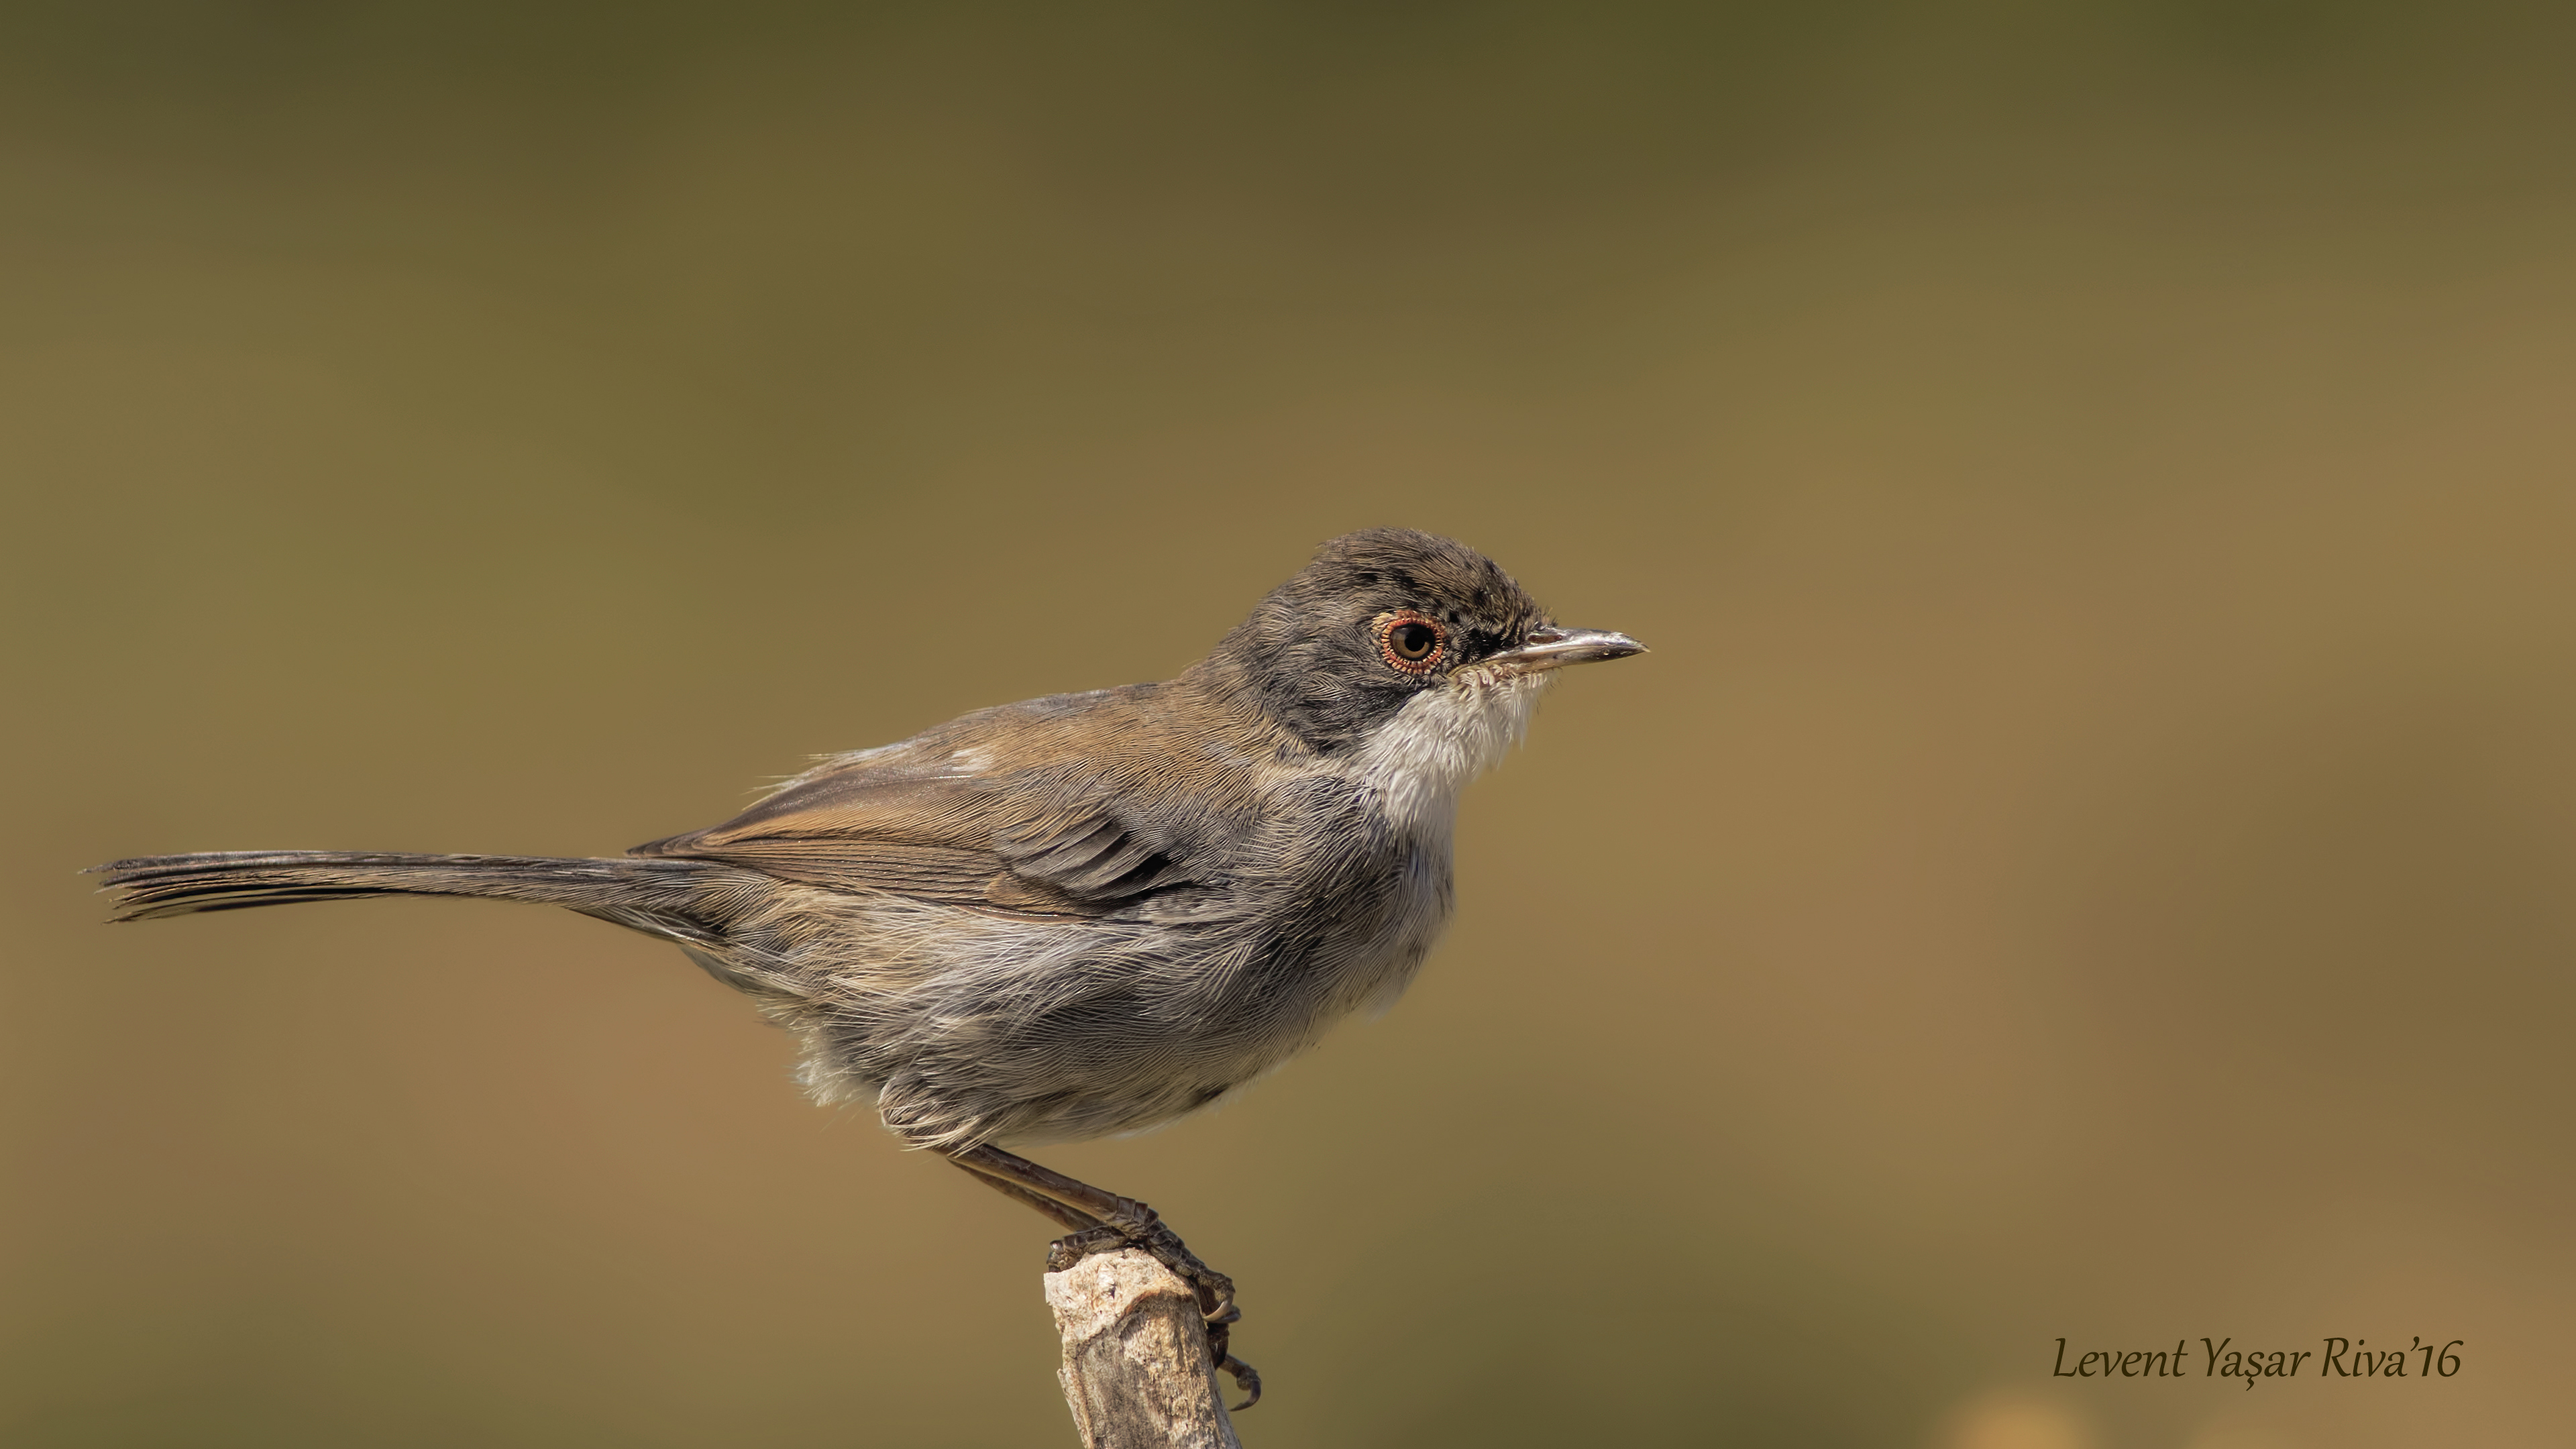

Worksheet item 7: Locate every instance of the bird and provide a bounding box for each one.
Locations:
[89,527,1644,1407]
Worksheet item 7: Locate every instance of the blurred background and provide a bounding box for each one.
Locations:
[3,3,2571,1446]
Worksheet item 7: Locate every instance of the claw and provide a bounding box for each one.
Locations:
[1220,1354,1262,1411]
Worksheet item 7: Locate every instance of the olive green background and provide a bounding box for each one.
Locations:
[3,4,2570,1446]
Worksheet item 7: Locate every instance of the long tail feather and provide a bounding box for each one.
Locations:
[86,850,729,923]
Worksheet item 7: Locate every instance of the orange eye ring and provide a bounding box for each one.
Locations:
[1375,610,1446,675]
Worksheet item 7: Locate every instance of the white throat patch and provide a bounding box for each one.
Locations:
[1348,669,1551,835]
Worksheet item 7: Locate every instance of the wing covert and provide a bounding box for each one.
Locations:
[629,735,1205,916]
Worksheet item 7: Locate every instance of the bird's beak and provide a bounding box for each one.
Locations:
[1481,625,1648,675]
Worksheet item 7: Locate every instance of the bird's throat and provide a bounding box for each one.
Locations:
[1346,672,1550,836]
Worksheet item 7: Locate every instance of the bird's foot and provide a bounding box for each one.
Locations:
[1045,1212,1260,1410]
[1044,1224,1128,1272]
[1216,1350,1261,1409]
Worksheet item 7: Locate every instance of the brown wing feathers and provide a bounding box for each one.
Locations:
[626,726,1205,917]
[992,814,1191,902]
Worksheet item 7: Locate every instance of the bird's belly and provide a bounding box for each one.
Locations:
[780,833,1454,1148]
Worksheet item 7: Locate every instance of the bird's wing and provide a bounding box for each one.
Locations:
[629,727,1203,918]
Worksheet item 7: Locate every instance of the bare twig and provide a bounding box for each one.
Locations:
[1044,1248,1242,1449]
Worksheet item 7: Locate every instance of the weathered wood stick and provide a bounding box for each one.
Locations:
[1044,1248,1242,1449]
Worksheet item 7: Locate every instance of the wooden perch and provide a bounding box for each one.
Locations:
[1044,1248,1242,1449]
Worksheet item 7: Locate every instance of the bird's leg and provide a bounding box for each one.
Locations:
[945,1144,1232,1312]
[946,1144,1260,1408]
[950,1159,1137,1266]
[953,1160,1111,1231]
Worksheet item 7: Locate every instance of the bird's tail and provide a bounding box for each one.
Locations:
[87,850,745,924]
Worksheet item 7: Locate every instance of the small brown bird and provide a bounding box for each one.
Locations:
[91,528,1644,1405]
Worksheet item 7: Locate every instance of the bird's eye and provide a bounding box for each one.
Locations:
[1375,612,1446,675]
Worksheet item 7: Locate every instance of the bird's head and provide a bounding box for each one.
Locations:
[1209,529,1643,819]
